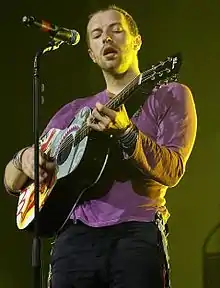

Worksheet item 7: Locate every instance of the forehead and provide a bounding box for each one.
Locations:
[87,10,127,32]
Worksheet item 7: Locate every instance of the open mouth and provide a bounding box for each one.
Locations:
[103,46,118,57]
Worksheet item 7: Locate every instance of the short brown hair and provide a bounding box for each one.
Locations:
[86,5,139,44]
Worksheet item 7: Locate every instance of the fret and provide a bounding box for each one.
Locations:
[106,75,140,110]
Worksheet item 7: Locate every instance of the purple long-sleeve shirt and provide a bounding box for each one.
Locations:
[44,82,197,226]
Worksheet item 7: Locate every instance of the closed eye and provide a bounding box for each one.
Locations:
[92,33,101,39]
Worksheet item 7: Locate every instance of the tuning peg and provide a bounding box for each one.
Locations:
[154,83,161,90]
[170,74,177,82]
[160,79,169,86]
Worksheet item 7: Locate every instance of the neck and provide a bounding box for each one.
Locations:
[102,65,140,97]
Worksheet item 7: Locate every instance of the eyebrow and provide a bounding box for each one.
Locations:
[90,22,122,33]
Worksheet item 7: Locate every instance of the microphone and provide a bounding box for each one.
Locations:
[22,16,80,46]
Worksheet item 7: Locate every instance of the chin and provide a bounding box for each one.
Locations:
[99,57,121,71]
[103,66,129,77]
[103,65,118,73]
[102,62,121,74]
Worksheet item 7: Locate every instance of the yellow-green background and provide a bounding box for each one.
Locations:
[1,1,219,287]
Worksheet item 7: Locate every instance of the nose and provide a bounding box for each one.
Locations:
[103,35,113,44]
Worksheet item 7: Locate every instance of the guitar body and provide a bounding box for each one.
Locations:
[16,107,112,237]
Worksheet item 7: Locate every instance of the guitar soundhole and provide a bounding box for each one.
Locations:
[57,134,73,165]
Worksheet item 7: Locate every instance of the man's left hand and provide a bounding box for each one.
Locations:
[87,102,132,135]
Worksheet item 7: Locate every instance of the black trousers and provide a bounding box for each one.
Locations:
[49,220,169,288]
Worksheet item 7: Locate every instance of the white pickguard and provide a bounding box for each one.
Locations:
[41,106,91,179]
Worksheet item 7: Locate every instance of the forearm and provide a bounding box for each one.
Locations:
[4,160,28,194]
[128,131,184,187]
[4,147,30,195]
[118,83,197,187]
[118,127,184,187]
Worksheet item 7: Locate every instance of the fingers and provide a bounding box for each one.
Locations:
[39,167,48,183]
[92,108,111,126]
[22,163,47,183]
[22,147,56,183]
[87,106,112,131]
[87,103,130,134]
[24,163,48,182]
[28,166,48,183]
[39,151,46,166]
[87,114,108,132]
[39,152,56,171]
[95,102,116,121]
[44,160,57,171]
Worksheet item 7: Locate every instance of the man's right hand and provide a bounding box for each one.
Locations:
[21,147,57,183]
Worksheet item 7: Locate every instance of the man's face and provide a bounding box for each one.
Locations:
[87,9,140,74]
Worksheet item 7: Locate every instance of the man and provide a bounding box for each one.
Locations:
[4,5,197,288]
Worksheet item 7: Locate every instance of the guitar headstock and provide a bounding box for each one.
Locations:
[141,52,182,87]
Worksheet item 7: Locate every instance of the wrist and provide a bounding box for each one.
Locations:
[117,124,138,153]
[12,147,30,171]
[116,122,133,138]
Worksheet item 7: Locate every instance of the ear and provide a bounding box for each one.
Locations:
[133,34,142,52]
[88,48,96,63]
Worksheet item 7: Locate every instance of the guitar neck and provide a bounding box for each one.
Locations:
[104,74,141,110]
[74,52,182,146]
[74,74,141,146]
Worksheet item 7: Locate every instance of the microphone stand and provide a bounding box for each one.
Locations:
[32,39,64,288]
